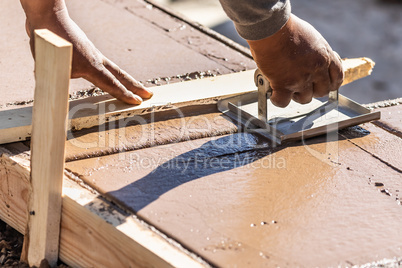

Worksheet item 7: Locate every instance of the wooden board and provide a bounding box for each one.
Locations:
[0,149,208,268]
[0,147,30,235]
[0,58,374,145]
[23,29,72,267]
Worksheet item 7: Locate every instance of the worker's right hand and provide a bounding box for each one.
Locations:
[21,0,152,105]
[247,14,344,108]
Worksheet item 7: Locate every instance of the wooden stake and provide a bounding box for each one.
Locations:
[23,29,72,267]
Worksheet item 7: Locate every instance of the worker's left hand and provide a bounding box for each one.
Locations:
[22,2,152,105]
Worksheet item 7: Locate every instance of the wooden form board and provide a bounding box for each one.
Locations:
[23,30,72,267]
[0,148,208,268]
[0,58,374,145]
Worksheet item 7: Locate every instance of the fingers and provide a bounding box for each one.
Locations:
[84,67,143,105]
[293,85,314,104]
[270,86,293,108]
[328,52,344,91]
[82,58,154,105]
[313,51,343,97]
[104,59,153,99]
[312,69,331,98]
[269,51,342,107]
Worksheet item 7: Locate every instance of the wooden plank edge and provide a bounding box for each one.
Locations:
[342,57,375,86]
[0,58,375,145]
[0,151,209,267]
[0,148,31,234]
[62,177,210,268]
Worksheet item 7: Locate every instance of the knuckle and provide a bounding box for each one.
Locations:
[314,91,327,98]
[299,99,312,105]
[314,56,328,70]
[272,100,289,108]
[293,93,312,105]
[337,69,345,83]
[270,93,291,108]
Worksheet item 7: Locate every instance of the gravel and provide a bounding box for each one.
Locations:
[0,220,27,267]
[0,220,70,268]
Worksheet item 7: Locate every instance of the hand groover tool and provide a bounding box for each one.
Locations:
[218,69,381,144]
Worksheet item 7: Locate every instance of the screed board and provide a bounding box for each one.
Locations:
[0,58,374,145]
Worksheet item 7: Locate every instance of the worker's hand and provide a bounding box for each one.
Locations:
[247,14,344,108]
[21,0,152,104]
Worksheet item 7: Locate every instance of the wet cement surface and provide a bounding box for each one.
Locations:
[341,123,402,172]
[0,0,255,107]
[64,104,239,161]
[66,105,402,267]
[373,105,402,139]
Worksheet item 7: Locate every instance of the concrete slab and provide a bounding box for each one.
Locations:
[373,104,402,138]
[64,104,239,161]
[66,120,402,267]
[341,122,402,173]
[0,0,255,107]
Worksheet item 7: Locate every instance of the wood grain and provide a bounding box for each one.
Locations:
[342,57,375,85]
[0,149,208,267]
[0,148,30,234]
[25,29,72,267]
[60,180,207,268]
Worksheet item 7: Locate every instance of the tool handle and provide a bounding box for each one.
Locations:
[254,69,272,122]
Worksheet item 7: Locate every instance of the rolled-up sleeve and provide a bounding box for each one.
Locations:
[218,0,291,40]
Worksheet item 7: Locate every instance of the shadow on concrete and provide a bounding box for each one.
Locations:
[105,125,369,213]
[107,133,271,212]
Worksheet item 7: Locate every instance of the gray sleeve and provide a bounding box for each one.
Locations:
[218,0,291,41]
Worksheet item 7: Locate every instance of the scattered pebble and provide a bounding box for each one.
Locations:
[380,189,392,196]
[0,220,69,267]
[358,257,402,268]
[145,70,219,86]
